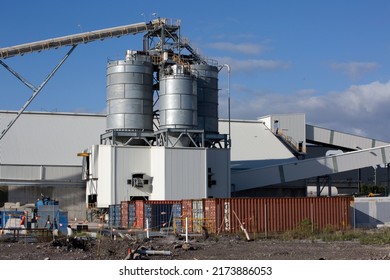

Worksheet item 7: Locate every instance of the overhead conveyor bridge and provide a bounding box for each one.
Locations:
[306,124,389,150]
[0,18,186,142]
[232,143,390,192]
[232,123,390,191]
[0,20,171,59]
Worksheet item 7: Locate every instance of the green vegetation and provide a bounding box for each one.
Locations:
[359,184,387,196]
[279,219,390,245]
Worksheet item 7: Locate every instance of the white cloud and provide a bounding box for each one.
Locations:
[297,89,318,96]
[220,80,390,141]
[209,42,264,55]
[330,61,379,79]
[214,56,291,72]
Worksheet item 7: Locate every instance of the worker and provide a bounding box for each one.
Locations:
[35,198,43,209]
[20,211,27,227]
[66,225,74,242]
[52,218,59,237]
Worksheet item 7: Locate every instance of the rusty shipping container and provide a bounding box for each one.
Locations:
[134,200,145,229]
[181,199,194,232]
[214,197,353,234]
[144,200,181,230]
[120,201,136,229]
[119,197,353,234]
[121,201,129,228]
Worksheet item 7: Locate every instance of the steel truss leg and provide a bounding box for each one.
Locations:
[0,45,77,141]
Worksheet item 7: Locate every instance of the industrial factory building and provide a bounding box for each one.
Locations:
[1,110,390,220]
[1,18,390,223]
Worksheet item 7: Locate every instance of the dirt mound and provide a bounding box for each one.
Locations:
[1,233,390,260]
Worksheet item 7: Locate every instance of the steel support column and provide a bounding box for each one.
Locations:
[0,45,77,141]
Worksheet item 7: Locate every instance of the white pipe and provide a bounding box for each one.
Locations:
[224,64,231,148]
[146,218,150,238]
[185,217,188,243]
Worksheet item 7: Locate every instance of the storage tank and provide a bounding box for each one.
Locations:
[159,65,197,129]
[191,64,219,134]
[106,52,154,132]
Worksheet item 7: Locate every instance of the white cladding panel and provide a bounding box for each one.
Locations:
[114,146,151,203]
[0,164,81,181]
[95,145,151,207]
[164,148,207,200]
[0,111,105,165]
[94,145,223,204]
[96,145,113,208]
[150,147,166,200]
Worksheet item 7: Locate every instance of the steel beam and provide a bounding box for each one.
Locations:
[0,22,150,59]
[0,45,77,141]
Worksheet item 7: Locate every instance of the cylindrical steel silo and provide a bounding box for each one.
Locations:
[191,64,219,134]
[106,54,154,132]
[159,65,197,129]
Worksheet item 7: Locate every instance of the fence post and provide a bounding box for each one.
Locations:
[264,202,267,238]
[311,201,314,233]
[185,217,189,243]
[146,218,150,238]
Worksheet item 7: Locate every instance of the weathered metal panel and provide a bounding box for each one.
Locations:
[214,197,352,234]
[119,197,352,233]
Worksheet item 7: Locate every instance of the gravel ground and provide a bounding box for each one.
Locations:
[1,233,390,260]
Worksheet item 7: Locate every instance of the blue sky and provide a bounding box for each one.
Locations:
[1,0,390,140]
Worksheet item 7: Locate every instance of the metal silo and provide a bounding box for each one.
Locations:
[191,64,219,134]
[159,65,197,129]
[106,52,154,132]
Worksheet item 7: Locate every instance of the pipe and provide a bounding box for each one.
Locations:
[146,218,150,238]
[138,250,171,256]
[224,64,231,148]
[219,64,231,148]
[185,217,188,243]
